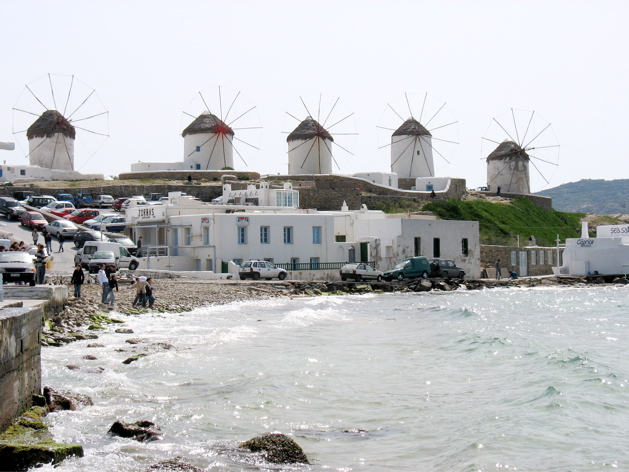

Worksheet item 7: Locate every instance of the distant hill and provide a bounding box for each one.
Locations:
[536,179,629,214]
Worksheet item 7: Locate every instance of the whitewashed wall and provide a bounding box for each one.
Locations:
[391,135,434,178]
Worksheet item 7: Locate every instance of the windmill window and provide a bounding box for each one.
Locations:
[20,170,26,176]
[196,146,201,152]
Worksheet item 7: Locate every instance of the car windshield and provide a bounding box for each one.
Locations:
[0,252,33,263]
[110,237,134,247]
[394,261,407,269]
[69,210,82,216]
[91,251,115,259]
[6,201,18,207]
[31,213,44,220]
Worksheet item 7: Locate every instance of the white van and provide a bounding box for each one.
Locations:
[74,241,140,270]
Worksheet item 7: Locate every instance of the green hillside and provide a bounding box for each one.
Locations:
[422,198,584,246]
[536,179,629,214]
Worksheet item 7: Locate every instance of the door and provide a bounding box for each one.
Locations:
[360,242,369,262]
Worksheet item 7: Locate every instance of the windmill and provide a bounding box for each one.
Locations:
[482,109,560,194]
[377,93,458,179]
[12,74,109,172]
[284,94,357,175]
[181,86,261,171]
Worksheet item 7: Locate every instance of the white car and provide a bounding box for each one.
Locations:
[93,195,115,208]
[339,263,384,282]
[44,219,80,237]
[239,260,287,280]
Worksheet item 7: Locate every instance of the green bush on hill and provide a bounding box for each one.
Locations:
[422,198,584,246]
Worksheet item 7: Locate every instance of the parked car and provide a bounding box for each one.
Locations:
[239,260,287,280]
[44,219,80,238]
[0,251,36,286]
[64,209,101,225]
[428,259,465,279]
[339,263,384,281]
[57,193,74,202]
[22,195,56,209]
[74,230,105,248]
[112,197,131,211]
[120,197,148,213]
[146,193,164,202]
[12,191,36,201]
[43,201,76,217]
[87,251,118,273]
[83,213,116,230]
[73,192,94,208]
[76,241,140,270]
[100,215,127,232]
[20,211,47,230]
[383,256,431,281]
[0,197,24,220]
[106,234,138,255]
[93,195,115,208]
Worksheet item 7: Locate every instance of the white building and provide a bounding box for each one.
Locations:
[125,188,480,280]
[558,222,629,275]
[221,181,299,207]
[390,118,434,178]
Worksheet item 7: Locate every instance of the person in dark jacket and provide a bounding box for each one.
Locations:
[58,232,65,252]
[70,264,85,298]
[106,274,119,307]
[34,244,47,284]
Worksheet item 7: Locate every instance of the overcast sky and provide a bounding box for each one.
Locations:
[1,0,627,191]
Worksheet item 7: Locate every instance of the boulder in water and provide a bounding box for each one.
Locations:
[44,386,93,411]
[240,433,309,464]
[108,420,162,442]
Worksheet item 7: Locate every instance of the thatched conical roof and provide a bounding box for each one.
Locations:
[487,141,529,161]
[392,118,431,137]
[287,117,334,142]
[182,112,234,137]
[26,110,75,140]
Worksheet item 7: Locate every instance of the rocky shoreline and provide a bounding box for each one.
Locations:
[42,274,629,347]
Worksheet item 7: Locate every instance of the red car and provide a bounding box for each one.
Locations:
[112,197,130,212]
[64,209,101,225]
[21,211,47,230]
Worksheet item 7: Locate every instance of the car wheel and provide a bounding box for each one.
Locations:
[240,275,246,280]
[397,273,404,281]
[458,271,465,279]
[356,275,362,282]
[443,271,450,280]
[341,276,347,281]
[278,272,286,280]
[29,279,36,287]
[252,272,260,280]
[129,261,138,271]
[376,275,382,282]
[422,271,429,278]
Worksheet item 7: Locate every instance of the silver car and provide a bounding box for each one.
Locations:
[339,263,383,282]
[44,219,79,237]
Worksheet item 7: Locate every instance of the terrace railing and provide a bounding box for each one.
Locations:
[275,261,375,271]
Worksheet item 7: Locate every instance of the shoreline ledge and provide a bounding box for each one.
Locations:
[41,275,628,347]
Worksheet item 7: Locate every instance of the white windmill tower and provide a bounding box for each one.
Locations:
[285,94,356,175]
[182,112,234,170]
[12,74,109,173]
[482,109,559,194]
[181,87,261,171]
[287,117,334,174]
[378,93,458,180]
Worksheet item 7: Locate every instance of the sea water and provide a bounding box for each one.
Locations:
[36,285,628,471]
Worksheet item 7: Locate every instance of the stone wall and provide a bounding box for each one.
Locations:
[481,244,559,277]
[117,170,260,181]
[0,306,42,432]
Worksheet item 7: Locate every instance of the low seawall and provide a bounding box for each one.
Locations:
[0,305,42,432]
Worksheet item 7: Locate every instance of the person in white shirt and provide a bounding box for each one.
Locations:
[97,264,109,303]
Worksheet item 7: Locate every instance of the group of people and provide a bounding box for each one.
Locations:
[0,241,27,252]
[131,276,155,308]
[97,264,119,307]
[88,264,155,309]
[32,228,65,253]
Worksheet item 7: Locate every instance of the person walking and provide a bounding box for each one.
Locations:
[97,264,109,304]
[495,258,502,280]
[136,236,143,257]
[44,231,53,254]
[143,277,155,308]
[70,264,85,298]
[34,244,46,284]
[58,232,65,252]
[32,228,39,245]
[106,274,119,307]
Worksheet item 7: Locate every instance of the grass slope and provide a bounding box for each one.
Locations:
[423,198,584,246]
